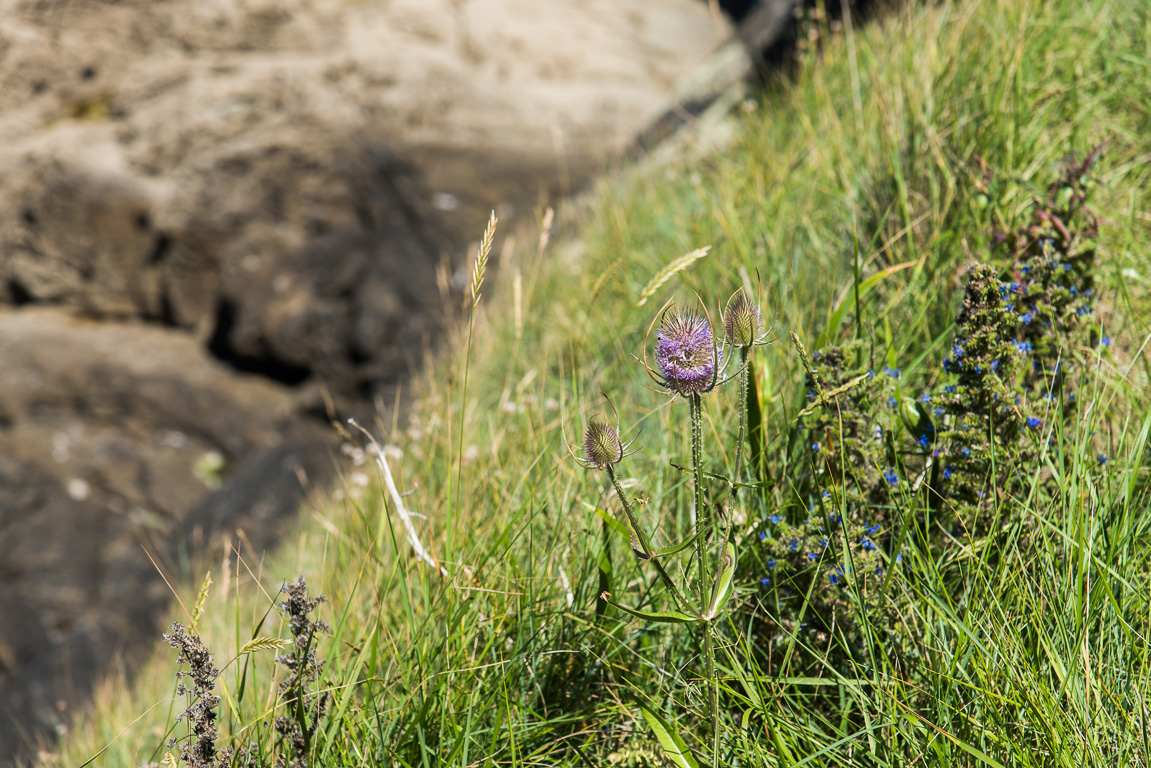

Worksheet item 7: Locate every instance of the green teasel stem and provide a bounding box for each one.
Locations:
[689,392,709,609]
[705,624,719,766]
[605,465,693,613]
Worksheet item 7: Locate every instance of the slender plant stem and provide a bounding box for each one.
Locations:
[730,347,750,504]
[705,624,718,767]
[451,308,478,568]
[689,393,708,608]
[606,465,693,613]
[688,392,719,762]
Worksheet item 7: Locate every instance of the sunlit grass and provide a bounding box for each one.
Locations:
[48,0,1151,765]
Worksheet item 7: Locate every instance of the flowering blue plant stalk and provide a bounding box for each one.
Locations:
[576,292,767,766]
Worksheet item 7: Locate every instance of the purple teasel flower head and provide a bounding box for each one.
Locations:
[722,289,767,349]
[569,395,638,470]
[648,306,723,396]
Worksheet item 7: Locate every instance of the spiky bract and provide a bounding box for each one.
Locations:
[723,290,763,348]
[582,418,624,470]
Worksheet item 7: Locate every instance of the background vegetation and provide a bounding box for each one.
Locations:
[49,0,1151,765]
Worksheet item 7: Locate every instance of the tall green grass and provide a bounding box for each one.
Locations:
[48,0,1151,765]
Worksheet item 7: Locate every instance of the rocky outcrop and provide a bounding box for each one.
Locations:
[0,0,731,400]
[0,0,733,761]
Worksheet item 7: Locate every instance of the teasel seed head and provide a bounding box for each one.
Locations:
[723,289,763,349]
[582,418,624,470]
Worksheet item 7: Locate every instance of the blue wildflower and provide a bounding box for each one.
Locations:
[883,470,899,486]
[767,558,776,570]
[1097,454,1107,465]
[1022,313,1033,325]
[1026,416,1042,429]
[769,514,780,525]
[789,537,800,552]
[1101,337,1111,347]
[759,531,767,540]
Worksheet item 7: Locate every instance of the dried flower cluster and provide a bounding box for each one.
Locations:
[164,623,233,768]
[274,576,331,768]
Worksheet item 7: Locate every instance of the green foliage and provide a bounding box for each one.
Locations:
[55,0,1151,766]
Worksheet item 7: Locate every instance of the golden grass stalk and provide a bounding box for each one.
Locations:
[238,637,290,655]
[471,210,498,307]
[190,570,212,633]
[636,245,711,307]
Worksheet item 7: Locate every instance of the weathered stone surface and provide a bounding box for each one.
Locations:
[0,0,731,399]
[0,308,338,756]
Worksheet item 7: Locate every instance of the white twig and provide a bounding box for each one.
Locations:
[349,420,448,578]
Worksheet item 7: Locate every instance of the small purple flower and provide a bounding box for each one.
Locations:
[1097,454,1107,465]
[883,470,899,486]
[769,514,780,525]
[760,576,771,586]
[811,442,822,452]
[767,558,776,570]
[653,308,720,396]
[1026,416,1042,429]
[758,531,767,540]
[789,537,800,552]
[1101,337,1112,347]
[921,393,931,403]
[918,434,930,448]
[806,552,818,561]
[1022,313,1034,325]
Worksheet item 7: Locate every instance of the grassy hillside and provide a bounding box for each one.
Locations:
[52,0,1151,765]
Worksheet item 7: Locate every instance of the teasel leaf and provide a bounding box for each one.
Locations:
[653,533,698,558]
[238,637,290,655]
[640,703,701,768]
[704,542,736,620]
[602,593,702,624]
[594,507,630,540]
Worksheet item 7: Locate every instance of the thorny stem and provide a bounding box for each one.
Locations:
[689,392,708,608]
[705,625,719,767]
[606,465,693,613]
[688,392,720,764]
